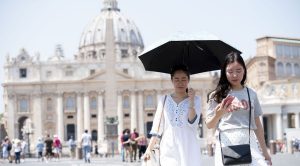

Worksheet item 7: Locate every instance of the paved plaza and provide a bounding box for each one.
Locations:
[1,153,300,166]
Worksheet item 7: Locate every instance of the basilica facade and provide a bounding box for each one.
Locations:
[2,0,216,154]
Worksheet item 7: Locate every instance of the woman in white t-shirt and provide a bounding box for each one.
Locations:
[206,52,272,166]
[143,64,202,166]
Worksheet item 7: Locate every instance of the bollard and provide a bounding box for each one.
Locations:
[269,140,276,155]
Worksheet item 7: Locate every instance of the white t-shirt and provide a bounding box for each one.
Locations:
[207,87,263,131]
[81,133,91,146]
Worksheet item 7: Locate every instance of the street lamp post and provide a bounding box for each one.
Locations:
[105,116,118,157]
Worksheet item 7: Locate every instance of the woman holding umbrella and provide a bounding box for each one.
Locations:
[143,64,202,166]
[205,52,272,165]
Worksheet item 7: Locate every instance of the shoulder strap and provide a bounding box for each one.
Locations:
[246,87,252,144]
[156,95,167,136]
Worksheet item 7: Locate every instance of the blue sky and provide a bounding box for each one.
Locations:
[0,0,300,113]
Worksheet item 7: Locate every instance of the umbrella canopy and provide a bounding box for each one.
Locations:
[139,35,241,74]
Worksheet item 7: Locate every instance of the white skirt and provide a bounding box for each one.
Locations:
[215,128,267,166]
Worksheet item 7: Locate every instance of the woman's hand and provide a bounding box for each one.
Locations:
[187,88,195,109]
[205,95,234,129]
[187,88,195,100]
[143,148,152,161]
[214,104,227,117]
[264,154,272,165]
[215,96,234,115]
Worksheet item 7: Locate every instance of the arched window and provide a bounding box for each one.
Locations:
[286,63,292,76]
[123,96,130,108]
[276,62,284,77]
[130,30,138,44]
[259,62,266,73]
[119,28,127,42]
[276,45,283,57]
[95,28,103,43]
[90,97,97,110]
[85,31,92,45]
[294,63,300,76]
[47,98,53,111]
[66,96,75,110]
[19,99,28,112]
[145,95,154,108]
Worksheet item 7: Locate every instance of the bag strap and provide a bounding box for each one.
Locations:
[218,87,252,145]
[246,87,252,144]
[156,95,167,137]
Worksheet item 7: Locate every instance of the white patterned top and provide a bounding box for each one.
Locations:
[149,94,202,166]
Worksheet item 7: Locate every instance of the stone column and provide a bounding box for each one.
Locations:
[76,92,83,141]
[32,93,42,142]
[117,90,123,152]
[7,94,16,139]
[295,113,300,128]
[282,112,288,131]
[130,90,137,131]
[57,92,64,140]
[83,92,90,132]
[276,113,283,140]
[138,90,145,134]
[98,90,105,143]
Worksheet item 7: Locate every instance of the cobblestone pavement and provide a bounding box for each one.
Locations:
[0,152,300,166]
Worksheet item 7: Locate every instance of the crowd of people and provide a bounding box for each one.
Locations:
[1,136,27,164]
[120,128,148,162]
[1,134,64,164]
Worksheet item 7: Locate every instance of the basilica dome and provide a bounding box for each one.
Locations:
[77,0,144,61]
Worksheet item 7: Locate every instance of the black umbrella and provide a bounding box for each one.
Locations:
[139,40,241,74]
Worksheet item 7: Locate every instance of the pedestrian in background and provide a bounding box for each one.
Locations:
[68,136,76,159]
[14,140,22,164]
[122,128,133,162]
[20,140,27,163]
[81,129,92,163]
[36,137,44,162]
[120,129,126,162]
[52,135,61,161]
[136,134,147,162]
[130,128,139,162]
[1,137,9,162]
[44,134,53,162]
[1,136,13,163]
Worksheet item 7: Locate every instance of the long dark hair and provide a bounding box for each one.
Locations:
[207,52,247,103]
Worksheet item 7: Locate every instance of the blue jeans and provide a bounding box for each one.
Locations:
[82,145,91,162]
[15,152,21,163]
[121,147,125,161]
